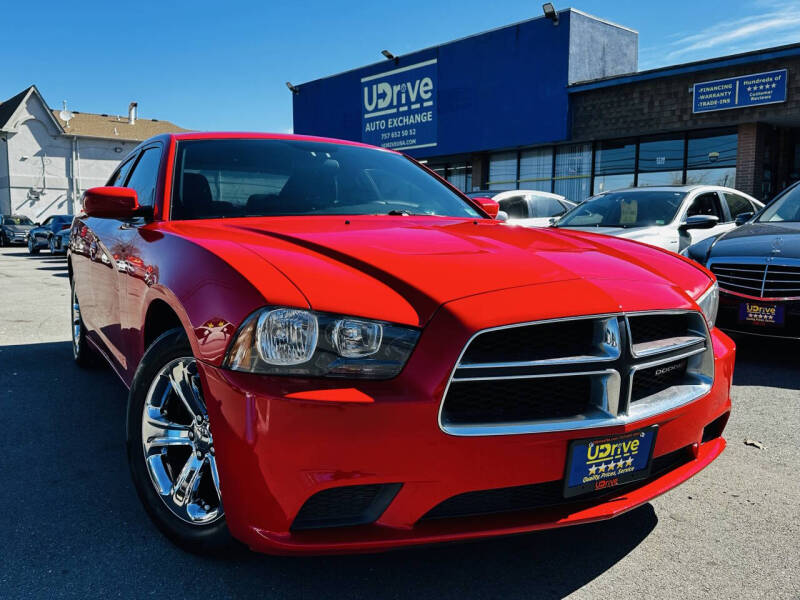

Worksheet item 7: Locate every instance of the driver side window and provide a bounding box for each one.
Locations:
[686,193,723,220]
[498,195,529,219]
[108,157,136,187]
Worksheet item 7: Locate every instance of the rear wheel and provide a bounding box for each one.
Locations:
[28,237,39,254]
[71,282,96,367]
[126,329,231,553]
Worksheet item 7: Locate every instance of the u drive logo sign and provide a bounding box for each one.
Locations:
[361,58,438,151]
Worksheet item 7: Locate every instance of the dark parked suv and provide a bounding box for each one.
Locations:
[0,215,35,246]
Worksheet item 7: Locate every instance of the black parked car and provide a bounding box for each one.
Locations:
[0,214,35,246]
[27,214,72,254]
[687,182,800,339]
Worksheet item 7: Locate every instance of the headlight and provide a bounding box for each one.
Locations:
[696,281,719,329]
[224,308,420,379]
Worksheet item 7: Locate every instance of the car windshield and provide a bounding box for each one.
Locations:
[557,190,686,228]
[759,184,800,222]
[4,216,33,225]
[171,139,480,220]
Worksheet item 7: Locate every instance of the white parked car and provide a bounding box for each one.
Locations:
[467,190,576,227]
[555,185,764,253]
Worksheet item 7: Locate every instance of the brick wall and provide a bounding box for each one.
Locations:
[570,57,800,141]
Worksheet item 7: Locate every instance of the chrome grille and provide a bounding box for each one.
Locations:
[710,261,800,299]
[439,311,713,436]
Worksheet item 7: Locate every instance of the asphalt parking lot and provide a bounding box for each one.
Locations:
[0,244,798,600]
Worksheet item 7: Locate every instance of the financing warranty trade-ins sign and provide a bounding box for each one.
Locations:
[361,58,437,151]
[693,69,788,113]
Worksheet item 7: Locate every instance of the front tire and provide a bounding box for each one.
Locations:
[0,232,6,247]
[49,236,57,254]
[126,329,231,553]
[28,237,39,254]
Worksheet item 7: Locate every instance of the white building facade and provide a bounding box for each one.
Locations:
[0,86,187,221]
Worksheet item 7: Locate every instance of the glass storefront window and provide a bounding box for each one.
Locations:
[685,167,736,187]
[688,132,737,169]
[519,148,553,192]
[638,137,683,172]
[446,163,472,192]
[595,140,635,175]
[637,170,684,186]
[488,151,517,190]
[593,174,634,193]
[554,143,591,202]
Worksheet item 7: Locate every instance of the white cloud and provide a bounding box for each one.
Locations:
[641,2,800,68]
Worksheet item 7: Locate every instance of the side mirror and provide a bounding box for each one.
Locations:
[679,214,719,231]
[34,222,41,227]
[495,210,509,222]
[735,212,754,226]
[83,187,147,219]
[471,196,500,219]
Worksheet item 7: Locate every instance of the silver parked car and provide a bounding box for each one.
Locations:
[555,185,763,253]
[467,190,576,227]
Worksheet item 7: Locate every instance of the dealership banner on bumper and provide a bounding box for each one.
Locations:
[361,59,437,151]
[693,69,787,113]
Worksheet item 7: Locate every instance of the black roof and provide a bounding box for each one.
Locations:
[0,86,34,129]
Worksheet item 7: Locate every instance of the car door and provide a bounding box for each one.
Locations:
[681,191,728,247]
[109,144,165,379]
[83,153,140,371]
[34,216,53,245]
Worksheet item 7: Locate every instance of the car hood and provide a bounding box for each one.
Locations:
[560,225,670,245]
[167,216,710,327]
[708,221,800,259]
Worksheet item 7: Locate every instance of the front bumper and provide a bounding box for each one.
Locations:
[198,323,734,555]
[717,290,800,339]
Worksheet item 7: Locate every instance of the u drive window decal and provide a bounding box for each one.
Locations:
[361,58,437,151]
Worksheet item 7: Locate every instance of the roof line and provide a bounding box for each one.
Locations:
[298,8,632,87]
[569,41,800,92]
[0,85,64,134]
[568,8,637,34]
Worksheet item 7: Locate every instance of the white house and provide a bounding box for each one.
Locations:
[0,85,188,221]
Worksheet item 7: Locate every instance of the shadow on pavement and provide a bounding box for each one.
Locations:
[1,340,658,599]
[729,333,800,390]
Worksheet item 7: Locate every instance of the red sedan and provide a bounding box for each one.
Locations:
[68,132,733,555]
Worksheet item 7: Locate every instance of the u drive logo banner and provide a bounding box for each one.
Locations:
[361,58,437,151]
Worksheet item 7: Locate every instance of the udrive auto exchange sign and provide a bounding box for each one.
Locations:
[361,58,437,151]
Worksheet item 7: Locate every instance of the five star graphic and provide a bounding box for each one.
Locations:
[588,455,639,477]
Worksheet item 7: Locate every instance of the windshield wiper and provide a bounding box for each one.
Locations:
[386,209,413,216]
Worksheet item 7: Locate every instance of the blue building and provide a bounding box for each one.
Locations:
[293,8,800,203]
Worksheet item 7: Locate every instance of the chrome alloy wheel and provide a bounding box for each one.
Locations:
[141,357,223,525]
[71,286,81,358]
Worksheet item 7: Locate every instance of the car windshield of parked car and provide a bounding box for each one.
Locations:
[557,190,686,228]
[171,139,480,220]
[4,216,33,225]
[759,184,800,222]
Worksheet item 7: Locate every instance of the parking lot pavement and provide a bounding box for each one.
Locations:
[0,245,798,600]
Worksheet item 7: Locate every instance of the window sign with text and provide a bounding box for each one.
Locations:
[361,59,437,151]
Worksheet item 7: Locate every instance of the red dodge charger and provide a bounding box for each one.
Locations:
[68,132,734,554]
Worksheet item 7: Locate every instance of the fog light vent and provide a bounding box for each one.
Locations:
[291,483,402,531]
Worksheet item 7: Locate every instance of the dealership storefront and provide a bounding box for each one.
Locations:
[292,9,800,203]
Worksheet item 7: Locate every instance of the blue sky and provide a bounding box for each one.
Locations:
[1,0,799,133]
